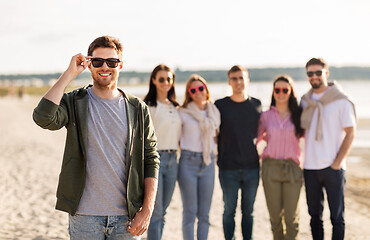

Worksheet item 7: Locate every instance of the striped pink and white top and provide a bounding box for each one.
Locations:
[257,106,301,164]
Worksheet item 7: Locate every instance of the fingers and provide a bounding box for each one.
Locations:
[74,53,89,69]
[136,227,147,236]
[66,54,90,76]
[127,225,133,233]
[83,56,92,68]
[128,227,146,236]
[127,219,148,236]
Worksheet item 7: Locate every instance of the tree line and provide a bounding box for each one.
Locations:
[1,66,369,85]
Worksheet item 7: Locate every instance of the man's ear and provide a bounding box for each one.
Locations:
[326,69,329,78]
[244,72,250,83]
[118,61,124,71]
[87,61,92,72]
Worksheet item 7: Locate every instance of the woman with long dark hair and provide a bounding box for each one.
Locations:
[257,75,304,240]
[178,74,220,240]
[144,64,181,240]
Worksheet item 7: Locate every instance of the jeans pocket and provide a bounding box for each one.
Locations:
[326,166,341,173]
[292,163,303,182]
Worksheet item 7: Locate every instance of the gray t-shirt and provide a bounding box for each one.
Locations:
[76,88,128,216]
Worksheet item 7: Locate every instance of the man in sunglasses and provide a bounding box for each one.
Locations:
[33,36,159,239]
[300,58,356,240]
[215,65,262,240]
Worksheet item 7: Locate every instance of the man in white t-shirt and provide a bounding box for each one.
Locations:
[300,58,356,240]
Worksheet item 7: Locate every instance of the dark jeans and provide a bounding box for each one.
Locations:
[304,167,346,240]
[219,168,260,240]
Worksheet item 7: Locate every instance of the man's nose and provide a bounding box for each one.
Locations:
[101,61,110,69]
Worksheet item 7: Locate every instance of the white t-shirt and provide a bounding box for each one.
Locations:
[179,110,215,152]
[148,101,181,150]
[302,93,356,170]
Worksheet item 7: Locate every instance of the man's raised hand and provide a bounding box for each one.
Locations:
[66,53,90,77]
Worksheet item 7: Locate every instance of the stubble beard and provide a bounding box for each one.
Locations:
[233,85,245,94]
[92,71,117,89]
[310,79,322,89]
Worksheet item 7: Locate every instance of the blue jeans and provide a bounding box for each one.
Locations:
[219,168,260,240]
[68,214,139,240]
[178,150,215,240]
[147,150,178,240]
[304,167,346,240]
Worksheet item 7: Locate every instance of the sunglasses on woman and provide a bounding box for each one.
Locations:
[306,70,326,77]
[90,58,121,68]
[158,77,173,83]
[274,88,290,94]
[188,85,205,95]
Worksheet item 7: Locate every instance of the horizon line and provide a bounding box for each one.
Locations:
[2,64,370,76]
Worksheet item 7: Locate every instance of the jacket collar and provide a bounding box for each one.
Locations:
[74,84,138,164]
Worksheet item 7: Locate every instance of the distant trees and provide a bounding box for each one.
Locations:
[1,66,370,86]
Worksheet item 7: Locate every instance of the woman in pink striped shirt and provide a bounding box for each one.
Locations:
[257,75,304,240]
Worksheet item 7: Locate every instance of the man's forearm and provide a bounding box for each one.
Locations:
[44,53,88,105]
[332,126,355,169]
[141,177,157,214]
[127,177,158,236]
[44,71,76,105]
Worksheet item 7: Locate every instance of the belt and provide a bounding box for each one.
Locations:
[158,149,177,153]
[263,158,301,183]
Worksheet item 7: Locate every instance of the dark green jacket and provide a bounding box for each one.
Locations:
[33,85,159,220]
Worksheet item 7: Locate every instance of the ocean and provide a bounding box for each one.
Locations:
[121,80,370,149]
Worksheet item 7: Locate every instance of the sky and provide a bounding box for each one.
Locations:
[1,0,370,74]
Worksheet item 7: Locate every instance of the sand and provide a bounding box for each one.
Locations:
[1,96,369,240]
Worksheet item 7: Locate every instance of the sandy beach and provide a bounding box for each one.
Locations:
[1,96,370,240]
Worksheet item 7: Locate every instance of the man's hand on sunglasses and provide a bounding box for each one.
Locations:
[66,53,90,77]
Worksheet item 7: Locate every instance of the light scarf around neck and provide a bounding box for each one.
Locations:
[301,81,356,140]
[180,101,221,165]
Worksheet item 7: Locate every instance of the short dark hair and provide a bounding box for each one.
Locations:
[305,58,328,70]
[227,65,248,77]
[87,36,123,58]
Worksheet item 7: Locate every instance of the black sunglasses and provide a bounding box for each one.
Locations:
[90,58,121,68]
[158,77,173,83]
[307,70,325,77]
[274,87,290,94]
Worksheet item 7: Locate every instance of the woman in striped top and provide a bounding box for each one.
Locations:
[257,75,304,240]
